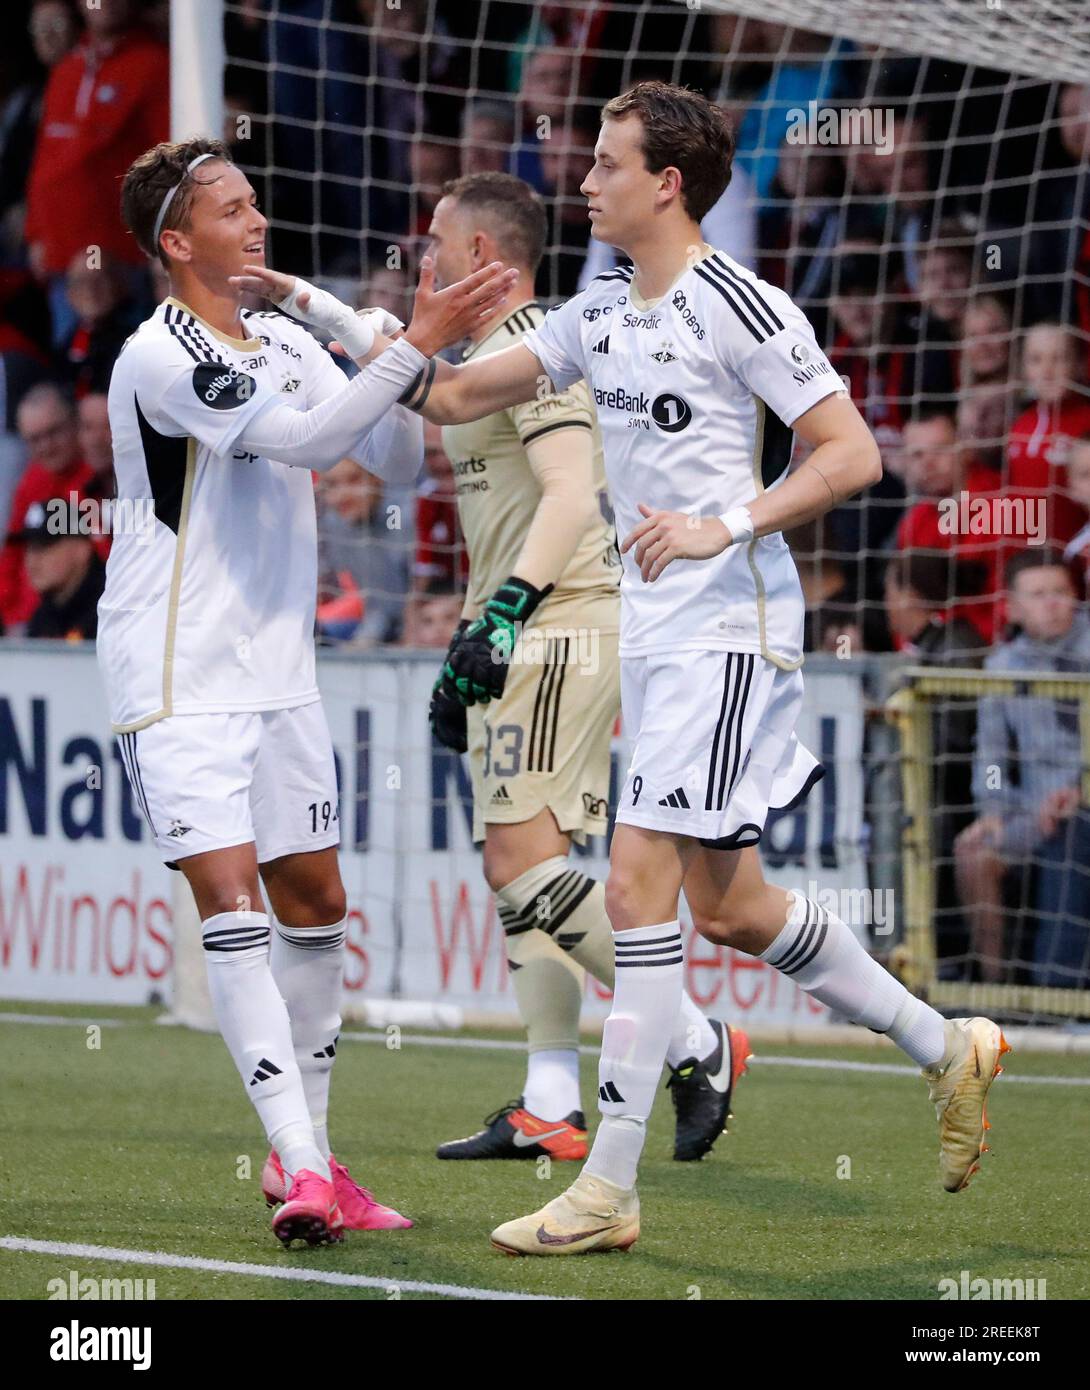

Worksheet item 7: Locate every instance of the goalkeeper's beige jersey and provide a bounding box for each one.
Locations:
[442,301,620,626]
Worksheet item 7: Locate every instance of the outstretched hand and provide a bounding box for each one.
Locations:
[403,256,519,358]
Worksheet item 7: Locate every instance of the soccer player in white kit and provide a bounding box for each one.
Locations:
[397,83,1009,1255]
[99,137,515,1246]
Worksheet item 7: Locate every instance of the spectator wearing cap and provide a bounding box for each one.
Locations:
[17,493,105,640]
[24,0,167,342]
[0,382,91,627]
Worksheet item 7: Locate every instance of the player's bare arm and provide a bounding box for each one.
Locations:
[623,393,882,582]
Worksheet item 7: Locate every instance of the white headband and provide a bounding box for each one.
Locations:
[152,152,219,248]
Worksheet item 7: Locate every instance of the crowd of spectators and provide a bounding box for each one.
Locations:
[1,2,1089,983]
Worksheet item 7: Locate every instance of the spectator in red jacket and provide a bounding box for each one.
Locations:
[0,381,91,628]
[896,406,1004,641]
[24,0,168,337]
[1006,323,1090,550]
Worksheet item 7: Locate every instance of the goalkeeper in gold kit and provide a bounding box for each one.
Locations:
[424,174,751,1163]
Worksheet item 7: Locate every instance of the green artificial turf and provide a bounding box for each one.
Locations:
[1,1005,1087,1300]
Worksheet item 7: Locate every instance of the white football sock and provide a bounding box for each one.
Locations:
[202,911,330,1180]
[585,921,684,1190]
[523,1048,582,1121]
[761,892,946,1066]
[666,992,718,1067]
[269,916,346,1160]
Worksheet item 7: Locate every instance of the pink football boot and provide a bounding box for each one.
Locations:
[271,1169,344,1247]
[264,1150,413,1231]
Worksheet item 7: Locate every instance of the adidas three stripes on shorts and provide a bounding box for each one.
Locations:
[616,649,824,848]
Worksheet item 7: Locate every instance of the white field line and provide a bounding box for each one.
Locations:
[0,1237,566,1301]
[1,1012,1086,1086]
[338,1029,1090,1087]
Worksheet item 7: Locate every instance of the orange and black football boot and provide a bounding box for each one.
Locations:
[437,1098,587,1160]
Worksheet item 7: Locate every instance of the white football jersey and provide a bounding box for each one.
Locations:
[522,249,842,666]
[99,298,395,732]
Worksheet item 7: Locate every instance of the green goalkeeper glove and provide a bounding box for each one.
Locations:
[447,576,553,704]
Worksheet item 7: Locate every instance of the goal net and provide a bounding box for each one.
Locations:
[163,0,1090,1033]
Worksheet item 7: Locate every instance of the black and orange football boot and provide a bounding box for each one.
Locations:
[436,1098,587,1160]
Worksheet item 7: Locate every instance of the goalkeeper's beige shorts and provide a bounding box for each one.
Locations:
[467,605,619,847]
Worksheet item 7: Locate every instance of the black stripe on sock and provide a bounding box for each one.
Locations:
[615,955,684,968]
[765,900,809,969]
[781,908,830,975]
[615,932,682,951]
[614,942,685,958]
[771,902,821,974]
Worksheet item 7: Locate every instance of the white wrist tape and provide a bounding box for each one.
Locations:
[275,277,374,358]
[717,505,755,545]
[360,306,405,338]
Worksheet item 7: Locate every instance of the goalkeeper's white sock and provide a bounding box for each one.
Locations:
[584,921,684,1191]
[524,1049,582,1121]
[269,917,347,1160]
[760,892,946,1067]
[202,912,330,1181]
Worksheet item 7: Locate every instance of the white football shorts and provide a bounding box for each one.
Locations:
[116,699,341,867]
[617,650,823,847]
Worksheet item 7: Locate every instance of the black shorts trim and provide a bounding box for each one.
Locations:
[697,763,826,852]
[769,762,826,815]
[699,822,763,851]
